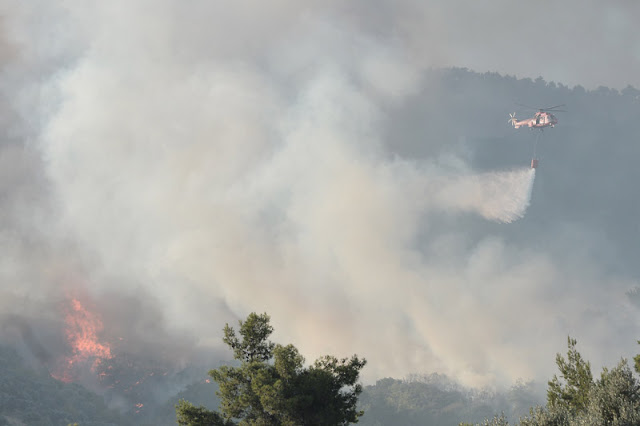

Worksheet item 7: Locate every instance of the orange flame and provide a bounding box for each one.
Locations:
[52,298,113,382]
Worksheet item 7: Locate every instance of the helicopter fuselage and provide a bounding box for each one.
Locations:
[510,111,558,129]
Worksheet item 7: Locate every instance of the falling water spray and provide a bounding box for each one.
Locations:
[431,167,536,223]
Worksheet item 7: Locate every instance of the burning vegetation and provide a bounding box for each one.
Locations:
[51,298,113,383]
[46,297,197,417]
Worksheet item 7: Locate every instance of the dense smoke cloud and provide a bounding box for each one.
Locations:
[1,0,639,390]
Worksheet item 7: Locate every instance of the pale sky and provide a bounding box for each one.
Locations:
[397,0,640,90]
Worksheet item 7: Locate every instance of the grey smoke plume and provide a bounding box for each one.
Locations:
[1,1,638,389]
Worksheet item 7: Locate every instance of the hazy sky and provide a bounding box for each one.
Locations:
[1,0,639,390]
[396,0,640,90]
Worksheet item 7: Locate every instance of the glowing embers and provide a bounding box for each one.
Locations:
[51,298,113,382]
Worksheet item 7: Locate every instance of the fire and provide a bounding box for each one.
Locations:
[52,298,113,382]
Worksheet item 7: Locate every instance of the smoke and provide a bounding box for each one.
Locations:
[0,1,638,392]
[1,315,53,364]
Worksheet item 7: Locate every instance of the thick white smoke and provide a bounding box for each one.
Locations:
[1,1,638,389]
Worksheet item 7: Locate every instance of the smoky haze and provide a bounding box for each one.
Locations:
[1,0,639,391]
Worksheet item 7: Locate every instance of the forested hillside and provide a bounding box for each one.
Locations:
[0,345,127,426]
[358,375,540,426]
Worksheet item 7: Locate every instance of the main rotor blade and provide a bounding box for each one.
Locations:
[544,104,566,110]
[516,103,538,110]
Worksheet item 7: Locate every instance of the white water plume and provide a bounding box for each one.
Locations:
[432,168,536,223]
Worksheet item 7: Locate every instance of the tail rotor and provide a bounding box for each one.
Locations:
[508,112,517,126]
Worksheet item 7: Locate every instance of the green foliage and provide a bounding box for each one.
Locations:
[176,400,235,426]
[149,380,223,426]
[546,337,593,412]
[516,340,640,426]
[518,404,571,426]
[520,361,640,425]
[178,312,366,425]
[460,413,510,426]
[478,413,509,426]
[223,313,276,363]
[584,360,640,424]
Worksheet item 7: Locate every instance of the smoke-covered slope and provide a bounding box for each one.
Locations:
[0,345,128,426]
[358,375,542,426]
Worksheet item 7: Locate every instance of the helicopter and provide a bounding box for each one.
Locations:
[508,104,566,130]
[508,104,566,169]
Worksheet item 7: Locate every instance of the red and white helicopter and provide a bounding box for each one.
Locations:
[509,104,566,168]
[508,104,566,129]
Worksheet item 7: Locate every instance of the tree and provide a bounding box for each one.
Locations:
[546,336,593,413]
[459,413,509,426]
[634,341,640,374]
[516,338,640,426]
[584,360,640,424]
[176,400,234,426]
[176,312,366,425]
[517,404,571,426]
[520,360,640,426]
